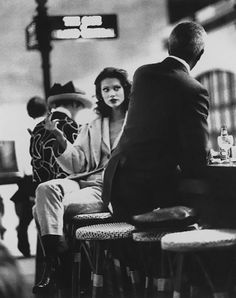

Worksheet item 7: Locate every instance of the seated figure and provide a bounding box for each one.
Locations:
[32,67,132,294]
[102,21,209,220]
[30,81,91,183]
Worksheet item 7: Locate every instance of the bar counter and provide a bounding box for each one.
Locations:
[180,162,236,229]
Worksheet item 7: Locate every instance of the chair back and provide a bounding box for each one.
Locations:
[0,140,23,184]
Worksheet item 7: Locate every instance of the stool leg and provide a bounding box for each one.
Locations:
[173,253,184,298]
[113,258,125,298]
[135,242,153,298]
[144,244,153,298]
[155,250,173,298]
[193,253,230,298]
[144,276,153,298]
[92,242,104,298]
[71,248,81,298]
[129,269,141,298]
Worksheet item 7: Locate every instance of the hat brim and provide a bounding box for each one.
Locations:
[48,93,93,109]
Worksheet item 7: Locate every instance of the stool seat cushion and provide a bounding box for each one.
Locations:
[71,212,113,231]
[132,224,198,242]
[72,212,112,221]
[133,230,169,242]
[76,222,136,240]
[161,229,236,252]
[64,202,108,222]
[132,206,197,229]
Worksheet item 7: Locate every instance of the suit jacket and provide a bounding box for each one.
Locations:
[56,115,124,186]
[102,57,209,220]
[30,110,78,183]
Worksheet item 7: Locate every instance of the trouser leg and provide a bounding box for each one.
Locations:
[33,178,103,294]
[34,178,81,236]
[15,200,34,257]
[32,179,81,294]
[34,179,76,290]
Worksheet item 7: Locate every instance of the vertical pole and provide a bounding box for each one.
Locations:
[35,0,51,98]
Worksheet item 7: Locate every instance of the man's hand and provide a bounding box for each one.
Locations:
[44,113,67,155]
[44,113,59,132]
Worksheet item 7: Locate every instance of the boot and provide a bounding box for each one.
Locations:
[32,234,68,294]
[32,256,58,294]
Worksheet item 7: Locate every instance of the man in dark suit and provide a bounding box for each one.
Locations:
[102,21,209,220]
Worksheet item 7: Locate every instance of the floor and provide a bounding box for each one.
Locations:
[0,184,37,257]
[17,257,36,298]
[0,185,232,298]
[0,184,37,298]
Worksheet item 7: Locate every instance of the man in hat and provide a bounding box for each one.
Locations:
[30,81,92,184]
[11,82,90,258]
[30,81,92,286]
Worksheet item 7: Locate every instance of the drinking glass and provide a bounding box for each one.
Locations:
[217,134,234,162]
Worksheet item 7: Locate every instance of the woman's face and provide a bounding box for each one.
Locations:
[100,78,125,109]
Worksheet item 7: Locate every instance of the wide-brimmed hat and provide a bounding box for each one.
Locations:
[47,81,92,109]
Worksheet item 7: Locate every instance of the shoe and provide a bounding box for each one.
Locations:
[32,258,58,294]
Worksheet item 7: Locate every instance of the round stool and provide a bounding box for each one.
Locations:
[132,230,171,298]
[67,212,112,240]
[132,206,197,229]
[69,212,112,298]
[76,222,135,240]
[75,222,136,298]
[131,206,198,298]
[161,229,236,298]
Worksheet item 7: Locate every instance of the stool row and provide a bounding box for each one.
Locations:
[66,209,236,298]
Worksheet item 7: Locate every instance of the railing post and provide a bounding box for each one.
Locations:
[35,0,52,98]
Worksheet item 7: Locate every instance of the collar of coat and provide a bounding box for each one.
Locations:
[89,113,127,167]
[168,55,190,74]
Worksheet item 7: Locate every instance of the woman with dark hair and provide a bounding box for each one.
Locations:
[95,67,131,116]
[32,67,131,294]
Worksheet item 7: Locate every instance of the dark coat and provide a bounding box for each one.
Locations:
[102,57,209,220]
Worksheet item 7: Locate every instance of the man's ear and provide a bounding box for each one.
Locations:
[197,49,204,62]
[190,48,205,70]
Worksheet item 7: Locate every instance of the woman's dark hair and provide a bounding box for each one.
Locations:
[94,67,132,117]
[27,96,47,119]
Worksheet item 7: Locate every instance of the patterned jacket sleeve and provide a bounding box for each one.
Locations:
[56,140,87,174]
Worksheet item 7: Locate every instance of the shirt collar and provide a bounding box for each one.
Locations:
[168,55,190,73]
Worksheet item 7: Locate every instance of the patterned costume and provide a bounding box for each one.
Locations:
[30,110,79,183]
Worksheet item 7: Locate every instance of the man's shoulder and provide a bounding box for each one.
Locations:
[184,73,208,94]
[135,62,160,74]
[133,63,162,82]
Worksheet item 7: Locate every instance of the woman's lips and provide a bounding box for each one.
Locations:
[110,98,118,103]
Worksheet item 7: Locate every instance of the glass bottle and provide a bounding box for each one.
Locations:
[217,125,234,161]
